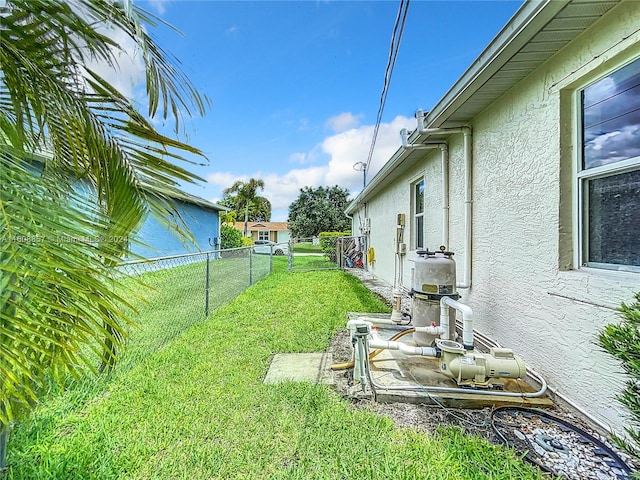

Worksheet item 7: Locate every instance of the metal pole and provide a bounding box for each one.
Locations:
[0,426,8,471]
[205,253,210,317]
[249,247,253,286]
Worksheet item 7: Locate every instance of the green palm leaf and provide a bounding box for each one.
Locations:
[0,0,209,425]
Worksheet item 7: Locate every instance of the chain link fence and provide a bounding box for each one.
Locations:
[288,236,367,272]
[112,245,272,373]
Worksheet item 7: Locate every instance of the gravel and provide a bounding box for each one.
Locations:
[332,268,639,476]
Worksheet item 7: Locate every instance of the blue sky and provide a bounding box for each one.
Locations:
[116,0,525,221]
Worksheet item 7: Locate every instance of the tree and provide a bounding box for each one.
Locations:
[0,0,207,430]
[287,186,351,238]
[220,210,238,225]
[221,178,271,235]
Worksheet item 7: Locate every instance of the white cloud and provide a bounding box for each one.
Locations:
[289,152,308,164]
[146,0,169,15]
[323,115,414,187]
[325,112,363,132]
[205,115,414,221]
[83,22,147,101]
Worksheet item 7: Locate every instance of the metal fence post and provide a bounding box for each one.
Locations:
[249,248,253,286]
[0,426,8,471]
[205,252,210,317]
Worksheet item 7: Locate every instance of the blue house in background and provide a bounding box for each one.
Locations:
[130,192,226,259]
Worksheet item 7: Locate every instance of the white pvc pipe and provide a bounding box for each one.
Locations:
[440,302,451,341]
[457,128,473,289]
[359,334,548,398]
[441,144,450,248]
[441,296,474,349]
[407,111,474,288]
[368,338,438,357]
[413,325,445,336]
[356,316,410,326]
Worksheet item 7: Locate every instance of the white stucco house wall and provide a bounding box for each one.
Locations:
[346,0,639,437]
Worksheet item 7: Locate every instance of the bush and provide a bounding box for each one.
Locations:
[598,292,640,468]
[220,224,243,249]
[318,231,351,262]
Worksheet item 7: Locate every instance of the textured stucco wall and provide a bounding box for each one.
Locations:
[355,2,640,435]
[131,200,220,258]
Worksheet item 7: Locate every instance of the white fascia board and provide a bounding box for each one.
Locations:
[424,0,569,129]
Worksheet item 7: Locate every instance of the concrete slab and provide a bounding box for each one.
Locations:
[346,313,554,409]
[264,352,334,385]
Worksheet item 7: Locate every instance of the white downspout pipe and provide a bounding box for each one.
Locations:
[441,143,449,249]
[402,115,473,286]
[440,296,474,350]
[400,130,450,248]
[457,127,473,289]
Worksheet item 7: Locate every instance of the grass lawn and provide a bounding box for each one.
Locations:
[6,257,546,479]
[291,242,323,254]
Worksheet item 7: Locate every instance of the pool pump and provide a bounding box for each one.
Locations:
[437,339,526,389]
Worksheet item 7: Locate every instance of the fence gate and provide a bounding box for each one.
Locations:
[288,236,367,272]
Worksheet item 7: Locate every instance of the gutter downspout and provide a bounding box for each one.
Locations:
[400,129,449,248]
[405,109,473,289]
[457,127,473,289]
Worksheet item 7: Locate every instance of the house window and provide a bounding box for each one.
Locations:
[412,178,425,250]
[579,57,640,271]
[258,230,270,241]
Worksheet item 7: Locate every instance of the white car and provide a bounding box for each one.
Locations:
[253,240,288,256]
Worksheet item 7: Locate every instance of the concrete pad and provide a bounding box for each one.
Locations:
[346,313,554,409]
[264,352,334,385]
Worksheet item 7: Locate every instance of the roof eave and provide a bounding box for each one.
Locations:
[424,0,569,128]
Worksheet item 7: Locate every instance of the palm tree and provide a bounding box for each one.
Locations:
[222,178,271,236]
[220,210,238,225]
[0,0,208,434]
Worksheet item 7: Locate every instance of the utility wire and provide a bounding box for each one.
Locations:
[362,0,410,181]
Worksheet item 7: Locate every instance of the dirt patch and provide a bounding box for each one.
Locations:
[329,328,498,442]
[328,327,640,471]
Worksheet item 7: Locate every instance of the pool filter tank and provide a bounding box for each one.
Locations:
[411,247,458,346]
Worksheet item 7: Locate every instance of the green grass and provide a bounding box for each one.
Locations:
[291,242,323,254]
[289,252,338,272]
[6,257,547,479]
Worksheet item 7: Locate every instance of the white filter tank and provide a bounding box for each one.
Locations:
[412,247,458,346]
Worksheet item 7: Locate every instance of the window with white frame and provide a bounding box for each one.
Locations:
[258,230,270,241]
[579,57,640,270]
[412,178,425,250]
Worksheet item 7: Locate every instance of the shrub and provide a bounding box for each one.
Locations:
[598,292,640,468]
[220,224,243,249]
[318,231,351,262]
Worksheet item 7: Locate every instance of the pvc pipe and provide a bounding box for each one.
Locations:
[441,297,474,349]
[441,144,450,248]
[368,338,438,357]
[406,111,474,288]
[415,109,467,136]
[413,325,445,336]
[355,316,410,326]
[361,336,548,399]
[457,128,473,289]
[440,302,451,341]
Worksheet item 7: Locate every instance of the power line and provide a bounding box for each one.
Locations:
[361,0,410,184]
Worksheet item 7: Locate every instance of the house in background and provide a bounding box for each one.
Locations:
[346,0,638,437]
[234,221,290,244]
[131,192,226,259]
